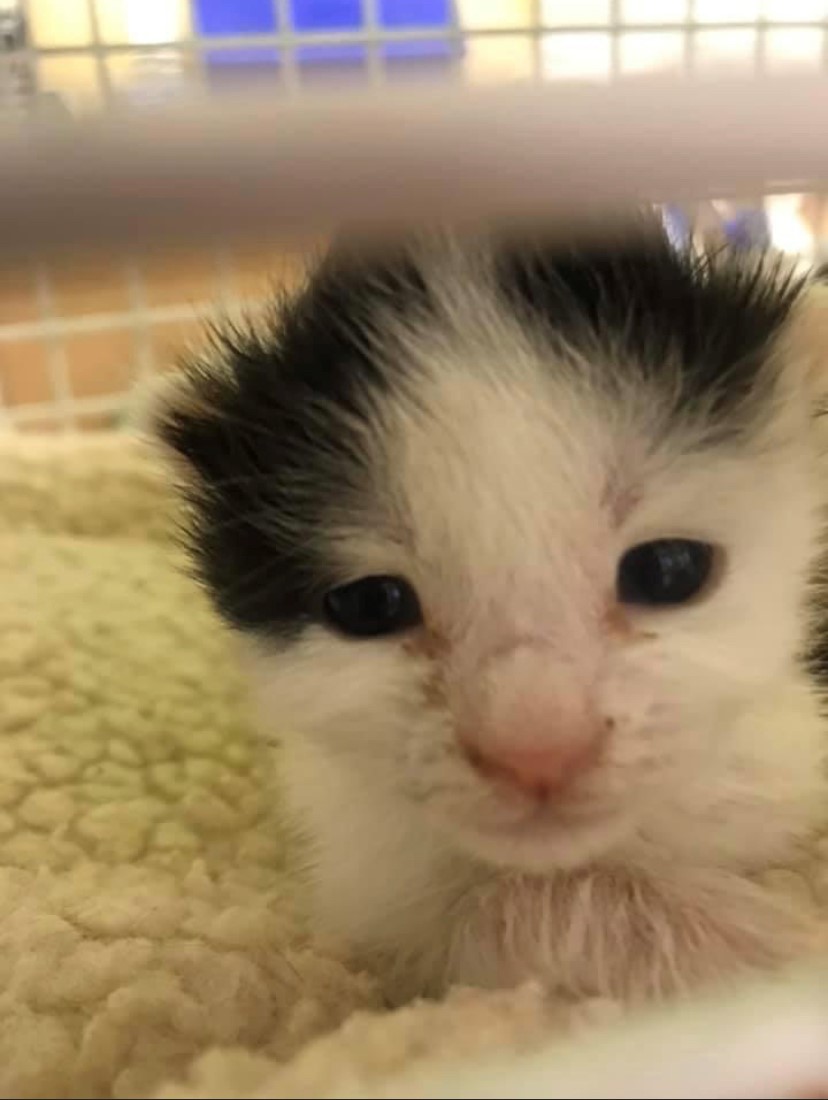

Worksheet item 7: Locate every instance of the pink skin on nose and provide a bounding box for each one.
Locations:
[464,737,604,798]
[454,642,608,798]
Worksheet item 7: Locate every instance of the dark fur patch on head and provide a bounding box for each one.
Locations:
[156,221,809,641]
[495,222,805,425]
[156,244,433,637]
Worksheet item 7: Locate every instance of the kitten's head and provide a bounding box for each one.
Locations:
[152,218,828,874]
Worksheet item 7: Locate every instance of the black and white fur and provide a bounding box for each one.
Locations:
[152,216,828,1006]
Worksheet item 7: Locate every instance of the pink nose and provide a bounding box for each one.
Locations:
[465,738,602,798]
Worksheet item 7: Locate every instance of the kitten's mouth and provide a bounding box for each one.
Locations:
[484,795,618,836]
[478,761,621,824]
[445,788,631,870]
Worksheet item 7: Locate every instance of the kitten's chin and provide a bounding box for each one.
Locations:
[443,806,636,874]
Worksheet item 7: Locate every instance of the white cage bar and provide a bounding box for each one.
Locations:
[0,0,827,432]
[3,76,828,254]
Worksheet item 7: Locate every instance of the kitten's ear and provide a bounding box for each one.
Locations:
[129,359,235,489]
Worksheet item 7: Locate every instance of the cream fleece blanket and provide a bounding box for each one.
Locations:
[1,433,826,1100]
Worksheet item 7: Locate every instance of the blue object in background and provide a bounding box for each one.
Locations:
[379,0,452,27]
[291,1,452,30]
[291,1,362,30]
[292,0,458,71]
[379,0,458,61]
[662,203,772,253]
[203,47,282,93]
[381,39,456,60]
[296,42,367,62]
[193,0,277,35]
[204,47,280,61]
[722,208,771,251]
[195,0,455,35]
[195,0,460,82]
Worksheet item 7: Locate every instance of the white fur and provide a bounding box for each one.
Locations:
[237,262,828,1005]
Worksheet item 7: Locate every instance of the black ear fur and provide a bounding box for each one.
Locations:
[146,239,436,638]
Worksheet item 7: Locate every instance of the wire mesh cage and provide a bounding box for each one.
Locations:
[1,0,828,433]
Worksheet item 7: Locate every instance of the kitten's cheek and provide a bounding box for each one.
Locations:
[596,662,659,736]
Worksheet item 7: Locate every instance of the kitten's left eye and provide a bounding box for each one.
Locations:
[617,539,715,607]
[322,575,423,638]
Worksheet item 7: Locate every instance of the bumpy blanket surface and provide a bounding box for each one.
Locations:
[1,433,826,1099]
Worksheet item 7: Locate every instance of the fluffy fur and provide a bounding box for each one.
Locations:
[153,218,828,1006]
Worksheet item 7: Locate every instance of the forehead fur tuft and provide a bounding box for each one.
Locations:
[152,220,811,637]
[494,219,805,421]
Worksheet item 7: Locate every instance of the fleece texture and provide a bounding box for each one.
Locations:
[0,433,826,1100]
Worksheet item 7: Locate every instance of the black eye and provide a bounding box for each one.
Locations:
[617,539,716,607]
[322,575,423,638]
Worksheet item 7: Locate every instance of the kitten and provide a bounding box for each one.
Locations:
[151,217,828,1006]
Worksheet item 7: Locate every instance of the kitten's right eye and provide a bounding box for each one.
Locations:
[617,538,715,607]
[323,575,423,638]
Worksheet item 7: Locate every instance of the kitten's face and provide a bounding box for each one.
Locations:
[245,341,821,873]
[156,228,828,874]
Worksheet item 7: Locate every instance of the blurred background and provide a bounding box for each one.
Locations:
[1,0,827,433]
